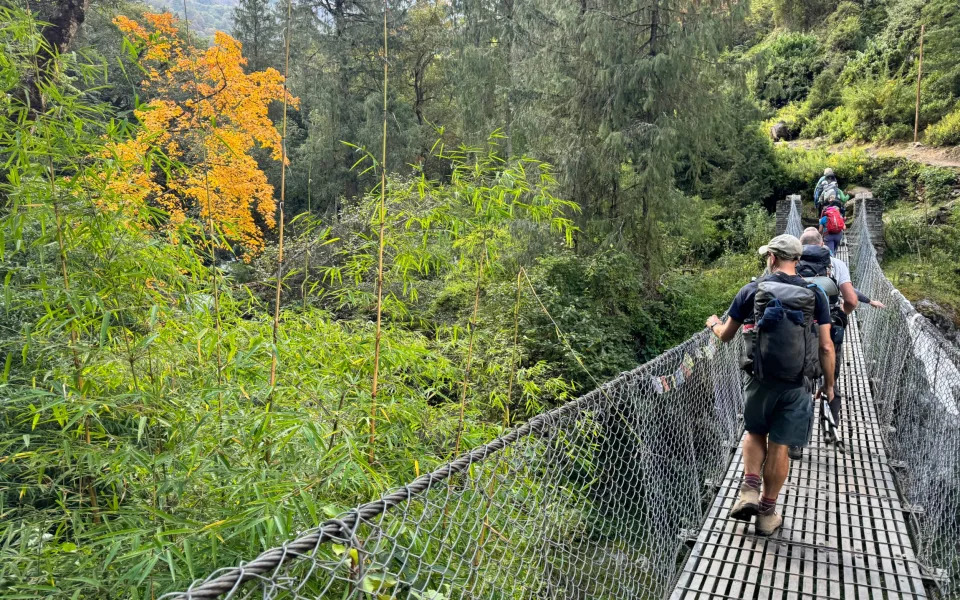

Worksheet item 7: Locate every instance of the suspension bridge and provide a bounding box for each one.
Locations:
[165,195,960,600]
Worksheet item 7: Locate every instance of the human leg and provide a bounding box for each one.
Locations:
[761,442,789,500]
[756,442,788,535]
[743,432,767,476]
[825,235,837,255]
[731,432,766,521]
[733,378,772,521]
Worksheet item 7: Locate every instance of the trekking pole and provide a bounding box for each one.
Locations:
[817,390,845,453]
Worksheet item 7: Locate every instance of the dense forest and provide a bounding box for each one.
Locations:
[0,0,958,597]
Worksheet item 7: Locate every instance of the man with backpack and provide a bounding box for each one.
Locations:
[706,234,835,536]
[813,168,838,214]
[792,227,859,457]
[814,168,852,213]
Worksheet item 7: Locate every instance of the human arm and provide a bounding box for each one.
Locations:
[839,282,858,314]
[813,287,836,401]
[818,323,836,402]
[838,190,850,213]
[707,283,754,343]
[706,314,741,343]
[854,288,887,307]
[830,260,857,314]
[855,289,885,308]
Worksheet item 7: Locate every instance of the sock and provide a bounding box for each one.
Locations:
[743,473,761,491]
[759,496,776,514]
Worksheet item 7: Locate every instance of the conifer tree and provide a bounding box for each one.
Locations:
[232,0,279,71]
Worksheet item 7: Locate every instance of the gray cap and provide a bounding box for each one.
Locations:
[824,168,835,176]
[758,234,802,261]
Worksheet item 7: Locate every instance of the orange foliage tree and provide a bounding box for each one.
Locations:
[106,13,298,256]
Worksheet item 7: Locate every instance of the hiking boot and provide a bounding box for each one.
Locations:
[756,510,783,536]
[729,485,760,521]
[788,445,802,460]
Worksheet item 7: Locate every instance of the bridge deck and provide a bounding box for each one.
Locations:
[670,267,928,599]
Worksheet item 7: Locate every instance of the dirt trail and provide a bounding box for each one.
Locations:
[787,139,960,169]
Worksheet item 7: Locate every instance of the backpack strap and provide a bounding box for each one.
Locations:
[806,281,824,299]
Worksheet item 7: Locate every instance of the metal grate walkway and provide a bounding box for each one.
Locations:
[670,254,929,599]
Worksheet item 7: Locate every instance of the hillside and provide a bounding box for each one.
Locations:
[740,0,959,147]
[144,0,239,39]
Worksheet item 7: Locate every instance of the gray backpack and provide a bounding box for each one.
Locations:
[741,275,821,384]
[798,245,840,305]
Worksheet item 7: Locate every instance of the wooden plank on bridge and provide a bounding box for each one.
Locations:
[669,249,928,600]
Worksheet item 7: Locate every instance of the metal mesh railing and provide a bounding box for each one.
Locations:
[784,196,803,237]
[847,202,960,595]
[165,198,958,599]
[163,328,746,598]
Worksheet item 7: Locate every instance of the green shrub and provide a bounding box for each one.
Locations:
[803,68,842,115]
[826,2,866,53]
[770,0,836,30]
[767,102,806,137]
[748,32,825,109]
[874,122,913,144]
[871,159,959,207]
[800,105,857,141]
[916,164,960,205]
[871,161,912,208]
[925,104,960,146]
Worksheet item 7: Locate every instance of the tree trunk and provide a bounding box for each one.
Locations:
[649,0,659,57]
[21,0,90,112]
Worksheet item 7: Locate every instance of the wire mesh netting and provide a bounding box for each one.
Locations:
[166,198,959,600]
[847,200,960,595]
[163,330,746,599]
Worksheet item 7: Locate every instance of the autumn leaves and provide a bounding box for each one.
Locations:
[107,13,297,258]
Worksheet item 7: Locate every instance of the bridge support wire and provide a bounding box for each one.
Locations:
[848,202,960,595]
[163,199,958,599]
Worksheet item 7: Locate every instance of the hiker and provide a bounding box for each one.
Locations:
[813,168,850,214]
[792,227,858,458]
[813,168,838,214]
[706,234,835,536]
[819,203,845,255]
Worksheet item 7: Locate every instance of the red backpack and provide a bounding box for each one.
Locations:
[823,206,845,234]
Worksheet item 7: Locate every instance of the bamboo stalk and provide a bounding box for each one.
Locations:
[369,0,389,463]
[181,0,224,431]
[269,0,292,391]
[505,269,522,427]
[302,160,312,311]
[914,23,925,143]
[50,161,100,523]
[454,254,485,457]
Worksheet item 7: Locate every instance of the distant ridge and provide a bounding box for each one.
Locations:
[144,0,239,40]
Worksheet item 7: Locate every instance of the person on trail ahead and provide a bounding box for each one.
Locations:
[706,234,835,537]
[819,203,845,255]
[813,168,849,214]
[790,227,858,459]
[814,168,837,213]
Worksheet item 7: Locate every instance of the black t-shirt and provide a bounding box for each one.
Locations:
[728,272,831,326]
